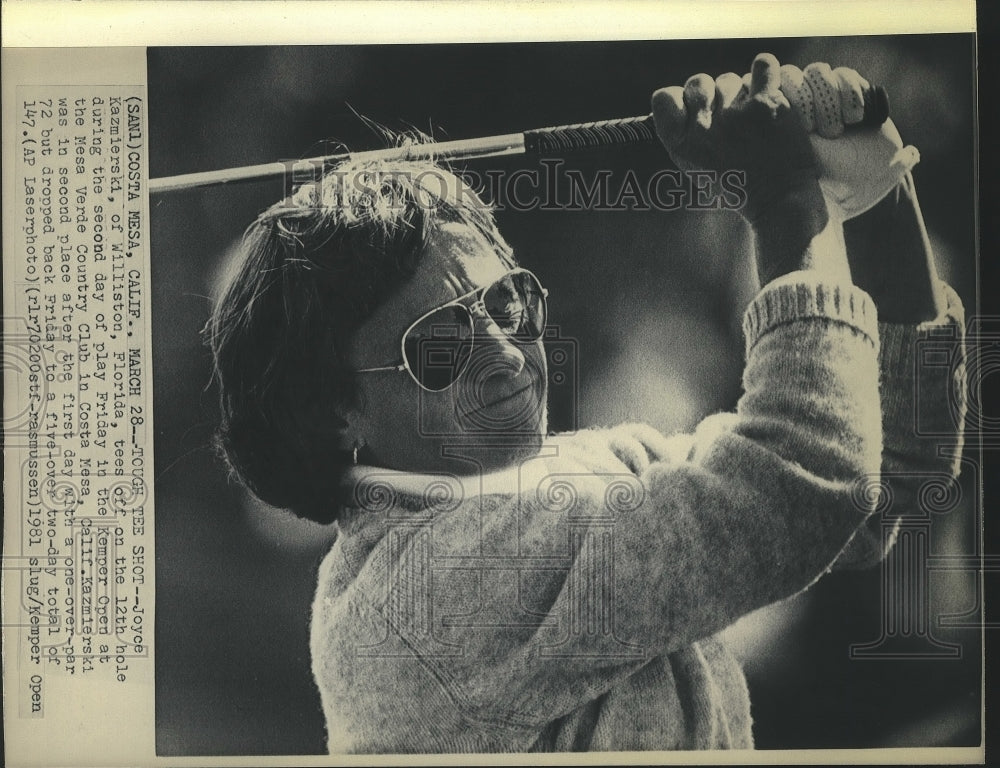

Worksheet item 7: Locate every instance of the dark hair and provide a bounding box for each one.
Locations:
[205,159,514,523]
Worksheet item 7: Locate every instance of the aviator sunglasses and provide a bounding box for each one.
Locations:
[354,268,548,392]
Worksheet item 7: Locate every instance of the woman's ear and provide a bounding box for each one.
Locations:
[331,400,366,455]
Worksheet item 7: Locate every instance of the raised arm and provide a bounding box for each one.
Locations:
[834,174,966,567]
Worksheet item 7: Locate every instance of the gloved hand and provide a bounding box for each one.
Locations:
[780,63,920,220]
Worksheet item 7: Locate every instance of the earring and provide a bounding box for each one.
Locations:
[352,443,359,465]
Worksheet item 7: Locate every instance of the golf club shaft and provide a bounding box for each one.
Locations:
[150,86,889,194]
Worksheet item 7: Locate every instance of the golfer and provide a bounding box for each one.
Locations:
[206,53,965,752]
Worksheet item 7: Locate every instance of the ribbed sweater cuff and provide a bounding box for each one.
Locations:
[742,271,879,356]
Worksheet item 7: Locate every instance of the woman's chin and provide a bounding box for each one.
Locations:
[371,387,548,476]
[472,433,545,473]
[418,429,544,476]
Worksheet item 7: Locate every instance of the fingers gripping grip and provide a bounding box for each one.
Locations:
[524,85,889,155]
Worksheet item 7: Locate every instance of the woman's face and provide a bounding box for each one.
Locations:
[344,219,548,475]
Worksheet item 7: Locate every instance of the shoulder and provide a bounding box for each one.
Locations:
[543,423,695,475]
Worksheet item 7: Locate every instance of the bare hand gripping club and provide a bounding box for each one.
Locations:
[149,86,889,194]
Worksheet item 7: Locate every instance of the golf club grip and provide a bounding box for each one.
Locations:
[524,84,890,155]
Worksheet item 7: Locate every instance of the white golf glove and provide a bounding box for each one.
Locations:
[780,62,919,220]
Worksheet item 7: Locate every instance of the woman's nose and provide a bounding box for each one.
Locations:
[474,317,526,376]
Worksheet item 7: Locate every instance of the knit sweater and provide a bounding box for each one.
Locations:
[310,272,966,753]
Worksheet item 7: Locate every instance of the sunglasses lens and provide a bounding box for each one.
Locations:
[403,305,474,391]
[483,271,546,342]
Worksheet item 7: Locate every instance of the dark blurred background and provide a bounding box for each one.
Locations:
[148,36,981,755]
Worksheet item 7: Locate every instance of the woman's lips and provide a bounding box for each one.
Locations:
[461,382,537,417]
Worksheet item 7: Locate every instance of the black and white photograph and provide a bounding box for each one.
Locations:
[148,33,982,757]
[2,3,988,765]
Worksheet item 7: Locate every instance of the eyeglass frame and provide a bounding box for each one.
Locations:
[352,267,549,392]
